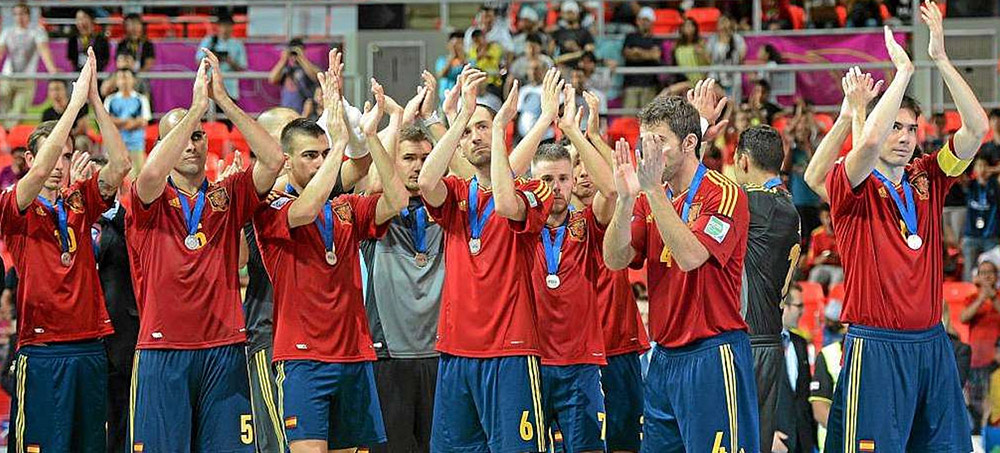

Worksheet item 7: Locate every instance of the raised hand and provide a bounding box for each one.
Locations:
[539,67,565,123]
[215,150,243,182]
[494,79,519,127]
[317,67,348,142]
[442,70,464,120]
[70,50,94,109]
[884,26,914,72]
[191,58,211,113]
[636,135,667,193]
[460,67,488,115]
[612,138,640,200]
[360,78,386,136]
[402,86,426,125]
[583,90,601,135]
[921,0,947,62]
[86,47,102,105]
[843,66,884,114]
[201,48,231,102]
[420,70,438,118]
[686,78,727,126]
[558,83,580,133]
[69,150,96,184]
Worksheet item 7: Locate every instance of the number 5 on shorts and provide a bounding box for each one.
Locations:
[520,410,534,441]
[240,414,254,445]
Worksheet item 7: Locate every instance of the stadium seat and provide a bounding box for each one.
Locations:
[202,121,231,158]
[228,127,249,155]
[652,9,684,35]
[186,22,212,39]
[607,117,640,149]
[233,23,248,39]
[788,5,806,30]
[145,124,159,153]
[0,126,7,153]
[798,280,826,349]
[772,116,789,133]
[828,282,845,302]
[835,5,847,27]
[943,281,976,342]
[6,125,35,150]
[944,111,961,134]
[684,7,720,33]
[813,113,834,133]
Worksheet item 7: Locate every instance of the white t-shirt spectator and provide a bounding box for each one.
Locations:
[0,25,48,75]
[516,83,553,141]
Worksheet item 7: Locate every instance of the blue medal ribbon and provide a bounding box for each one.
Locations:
[872,169,918,237]
[468,176,495,241]
[401,204,428,254]
[541,207,573,277]
[763,176,783,190]
[37,195,70,254]
[169,177,208,239]
[666,164,708,223]
[287,184,335,253]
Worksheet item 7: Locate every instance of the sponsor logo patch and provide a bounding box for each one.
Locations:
[704,216,731,243]
[284,416,298,429]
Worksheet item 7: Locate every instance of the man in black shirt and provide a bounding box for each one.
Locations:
[549,1,595,57]
[621,7,662,110]
[732,125,802,452]
[68,8,110,72]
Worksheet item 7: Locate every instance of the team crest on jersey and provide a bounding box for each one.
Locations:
[878,186,888,198]
[687,202,702,227]
[568,214,586,241]
[332,201,353,223]
[65,190,85,213]
[458,200,467,212]
[34,206,47,216]
[207,187,230,211]
[911,172,930,200]
[168,197,181,208]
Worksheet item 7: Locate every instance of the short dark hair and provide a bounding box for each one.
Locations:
[124,13,142,23]
[116,67,136,77]
[27,121,59,155]
[526,33,544,46]
[471,29,484,39]
[866,93,922,119]
[89,155,109,166]
[287,37,304,48]
[638,95,702,147]
[533,143,571,165]
[988,108,1000,119]
[580,51,596,62]
[11,147,26,156]
[755,79,771,93]
[479,5,496,13]
[280,118,326,154]
[736,125,784,173]
[217,12,235,25]
[448,31,464,40]
[48,79,69,89]
[399,125,430,144]
[76,8,95,19]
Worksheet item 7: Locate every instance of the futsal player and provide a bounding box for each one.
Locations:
[821,4,990,450]
[2,48,131,453]
[730,124,802,452]
[417,65,552,453]
[603,95,758,452]
[125,50,285,452]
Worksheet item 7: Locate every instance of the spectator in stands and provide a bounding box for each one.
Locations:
[196,13,247,101]
[621,7,662,110]
[464,5,514,54]
[436,32,466,104]
[0,2,57,129]
[468,29,504,96]
[516,62,552,142]
[68,8,111,72]
[507,33,553,93]
[986,340,1000,433]
[822,299,845,346]
[807,204,843,289]
[575,51,614,103]
[549,1,595,58]
[786,126,822,240]
[761,0,794,29]
[979,109,1000,165]
[40,80,91,143]
[671,18,708,84]
[268,38,320,114]
[706,15,747,96]
[0,147,27,190]
[924,112,950,151]
[748,79,783,125]
[782,283,805,332]
[104,68,152,173]
[961,260,1000,434]
[963,157,1000,280]
[117,13,155,74]
[810,333,843,450]
[512,7,549,56]
[846,0,883,27]
[779,293,817,453]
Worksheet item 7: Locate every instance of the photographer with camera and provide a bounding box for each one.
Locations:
[267,38,320,114]
[195,12,247,102]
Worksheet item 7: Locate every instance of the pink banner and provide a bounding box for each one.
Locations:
[38,40,332,114]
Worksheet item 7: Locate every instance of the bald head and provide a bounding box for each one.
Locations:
[258,107,301,141]
[158,108,190,139]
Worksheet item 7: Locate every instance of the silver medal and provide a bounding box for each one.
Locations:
[977,217,986,229]
[415,253,429,268]
[325,250,338,266]
[906,234,923,250]
[469,238,482,255]
[545,274,561,289]
[60,252,71,267]
[184,235,200,250]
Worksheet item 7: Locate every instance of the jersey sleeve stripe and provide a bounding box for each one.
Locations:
[706,172,739,217]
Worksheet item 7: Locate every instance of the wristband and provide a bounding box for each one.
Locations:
[423,111,443,127]
[700,116,710,135]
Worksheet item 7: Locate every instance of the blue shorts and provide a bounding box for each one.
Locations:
[276,360,386,449]
[431,354,546,453]
[10,340,107,453]
[601,353,644,452]
[129,345,254,453]
[642,330,759,453]
[541,364,606,453]
[824,324,972,453]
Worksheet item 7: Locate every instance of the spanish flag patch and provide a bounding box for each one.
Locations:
[27,445,41,453]
[859,440,876,451]
[132,442,144,452]
[285,416,298,429]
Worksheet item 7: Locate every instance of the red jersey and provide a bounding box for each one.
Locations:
[124,167,262,349]
[424,175,553,358]
[962,294,1000,368]
[594,259,650,357]
[825,142,960,330]
[807,226,840,267]
[629,170,749,348]
[254,191,387,363]
[530,207,607,366]
[0,175,113,348]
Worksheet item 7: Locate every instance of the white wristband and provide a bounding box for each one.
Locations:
[700,116,710,135]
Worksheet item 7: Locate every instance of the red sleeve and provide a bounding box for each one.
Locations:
[75,173,111,226]
[688,184,748,266]
[124,182,163,229]
[253,192,294,242]
[423,175,464,225]
[0,186,27,236]
[825,158,868,217]
[908,138,962,198]
[346,193,389,241]
[508,178,554,235]
[222,164,267,226]
[628,195,650,269]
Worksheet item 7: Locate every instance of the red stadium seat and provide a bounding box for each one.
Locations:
[879,3,892,21]
[684,7,720,33]
[788,5,806,30]
[798,281,827,349]
[233,23,248,39]
[202,121,231,158]
[141,14,170,23]
[653,9,684,35]
[813,113,834,133]
[186,22,212,39]
[772,116,789,133]
[145,23,174,39]
[6,125,35,150]
[228,127,249,155]
[944,111,961,134]
[828,282,845,302]
[0,126,8,153]
[835,5,847,27]
[145,124,159,153]
[943,281,977,342]
[608,117,640,149]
